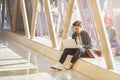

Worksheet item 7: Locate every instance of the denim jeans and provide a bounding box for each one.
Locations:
[59,47,86,64]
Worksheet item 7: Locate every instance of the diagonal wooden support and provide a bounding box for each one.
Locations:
[60,0,75,50]
[44,0,58,48]
[62,0,75,39]
[30,0,39,39]
[20,0,30,38]
[13,0,19,33]
[6,0,13,31]
[90,0,115,69]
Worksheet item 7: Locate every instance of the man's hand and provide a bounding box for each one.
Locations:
[77,45,82,48]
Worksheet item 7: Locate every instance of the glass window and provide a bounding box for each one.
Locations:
[50,0,68,37]
[2,1,9,30]
[49,0,68,49]
[0,0,2,28]
[99,0,120,73]
[34,0,69,48]
[70,0,106,68]
[34,0,51,46]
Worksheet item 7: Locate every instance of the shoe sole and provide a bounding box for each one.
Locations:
[50,66,62,71]
[64,65,73,70]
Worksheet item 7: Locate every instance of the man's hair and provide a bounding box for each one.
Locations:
[73,21,81,27]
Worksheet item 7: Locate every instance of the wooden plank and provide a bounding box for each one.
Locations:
[20,0,30,38]
[62,0,75,39]
[6,0,13,31]
[44,0,58,48]
[60,0,75,50]
[1,0,5,28]
[30,0,39,39]
[90,0,114,69]
[13,0,19,33]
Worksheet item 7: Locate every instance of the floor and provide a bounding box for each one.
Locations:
[0,39,92,80]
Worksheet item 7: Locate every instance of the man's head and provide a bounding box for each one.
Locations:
[73,21,82,34]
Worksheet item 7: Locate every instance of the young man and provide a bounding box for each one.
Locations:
[51,21,92,70]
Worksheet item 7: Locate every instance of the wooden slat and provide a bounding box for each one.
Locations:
[60,0,75,50]
[20,0,30,38]
[90,0,114,69]
[30,0,39,39]
[62,0,75,39]
[6,0,13,31]
[13,0,19,33]
[44,0,58,48]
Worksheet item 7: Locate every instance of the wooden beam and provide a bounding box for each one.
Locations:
[13,0,19,33]
[60,0,75,50]
[6,0,13,31]
[1,0,5,28]
[20,0,30,38]
[90,0,115,69]
[44,0,58,48]
[62,0,75,39]
[30,0,39,39]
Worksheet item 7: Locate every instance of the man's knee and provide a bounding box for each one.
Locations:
[63,48,69,53]
[76,48,81,53]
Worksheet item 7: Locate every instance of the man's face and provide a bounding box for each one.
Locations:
[73,26,81,33]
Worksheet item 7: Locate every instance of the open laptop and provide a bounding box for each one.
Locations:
[62,39,77,48]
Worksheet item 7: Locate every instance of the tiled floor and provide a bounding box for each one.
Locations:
[0,40,92,80]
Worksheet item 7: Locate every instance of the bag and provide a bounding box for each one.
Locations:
[85,49,96,58]
[93,50,102,57]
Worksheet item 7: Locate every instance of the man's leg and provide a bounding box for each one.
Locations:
[59,48,77,64]
[71,48,86,63]
[64,48,86,69]
[63,48,83,69]
[51,48,77,70]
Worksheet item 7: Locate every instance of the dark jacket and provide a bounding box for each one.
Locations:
[72,30,92,49]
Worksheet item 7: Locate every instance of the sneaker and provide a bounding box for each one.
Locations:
[64,62,73,70]
[51,62,63,71]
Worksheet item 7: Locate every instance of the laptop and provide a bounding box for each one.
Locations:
[62,39,77,48]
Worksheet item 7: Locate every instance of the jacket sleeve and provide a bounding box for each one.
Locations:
[81,31,92,49]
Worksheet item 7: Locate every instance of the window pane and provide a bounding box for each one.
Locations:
[49,0,69,49]
[34,0,51,46]
[99,0,120,73]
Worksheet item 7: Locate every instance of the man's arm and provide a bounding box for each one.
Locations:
[81,31,92,49]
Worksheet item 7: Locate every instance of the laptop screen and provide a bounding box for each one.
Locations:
[62,39,77,48]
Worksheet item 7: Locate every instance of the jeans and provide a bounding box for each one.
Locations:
[59,47,87,64]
